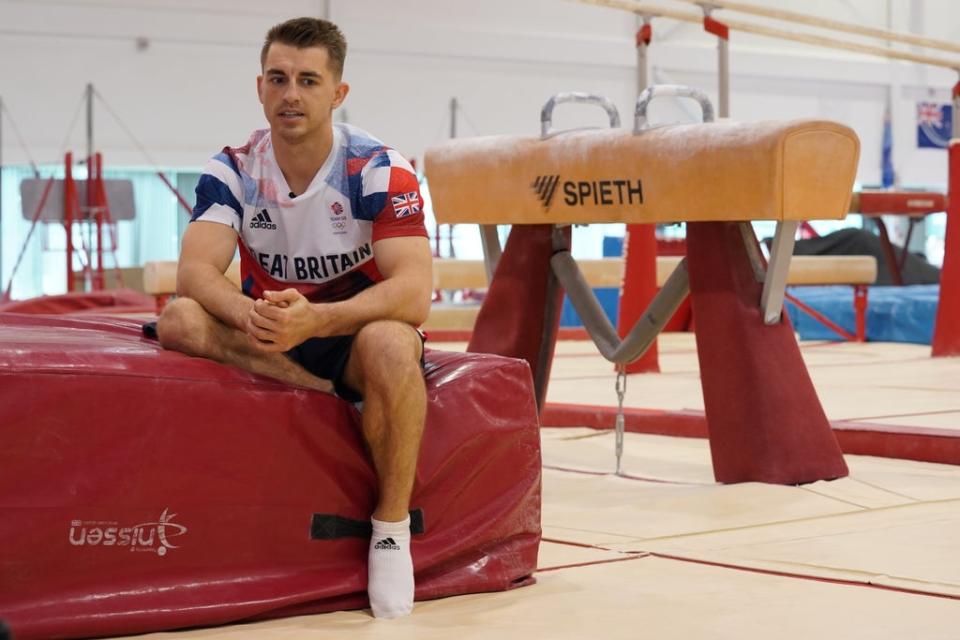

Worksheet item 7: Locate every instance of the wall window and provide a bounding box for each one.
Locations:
[0,165,197,299]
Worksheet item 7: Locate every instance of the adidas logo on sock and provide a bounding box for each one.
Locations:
[249,209,277,230]
[374,537,401,551]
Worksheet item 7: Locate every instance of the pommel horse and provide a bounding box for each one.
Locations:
[424,85,860,485]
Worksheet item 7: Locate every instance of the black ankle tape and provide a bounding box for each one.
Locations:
[311,508,424,540]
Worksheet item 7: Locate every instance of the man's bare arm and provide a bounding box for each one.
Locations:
[320,235,433,332]
[246,236,432,350]
[177,221,251,330]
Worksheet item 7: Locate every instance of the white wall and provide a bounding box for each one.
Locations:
[1,0,956,184]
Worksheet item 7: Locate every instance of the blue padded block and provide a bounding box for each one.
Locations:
[784,284,938,344]
[560,288,619,328]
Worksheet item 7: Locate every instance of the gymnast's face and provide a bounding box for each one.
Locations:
[257,42,349,145]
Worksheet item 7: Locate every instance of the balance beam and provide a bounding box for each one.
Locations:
[143,255,876,334]
[142,260,240,313]
[423,86,859,485]
[143,260,241,295]
[431,256,876,290]
[143,256,876,296]
[423,256,876,336]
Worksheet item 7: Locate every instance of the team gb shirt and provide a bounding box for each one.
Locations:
[191,123,427,303]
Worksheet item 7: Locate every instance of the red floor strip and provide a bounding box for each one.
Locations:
[541,537,612,550]
[541,403,960,465]
[537,555,646,573]
[650,552,960,601]
[542,464,706,485]
[541,404,709,438]
[541,538,960,600]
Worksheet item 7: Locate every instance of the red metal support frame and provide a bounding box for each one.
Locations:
[617,225,660,373]
[92,152,105,290]
[799,221,820,238]
[63,152,78,293]
[616,15,660,373]
[94,152,125,290]
[783,285,867,342]
[932,93,960,356]
[156,171,193,216]
[703,15,730,39]
[636,22,652,47]
[703,12,730,118]
[853,284,868,341]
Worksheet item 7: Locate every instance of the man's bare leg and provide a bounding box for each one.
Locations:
[157,297,332,393]
[161,301,424,617]
[342,319,427,619]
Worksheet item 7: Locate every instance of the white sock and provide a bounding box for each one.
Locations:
[368,515,414,619]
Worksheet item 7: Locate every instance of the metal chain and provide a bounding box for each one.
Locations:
[614,365,627,475]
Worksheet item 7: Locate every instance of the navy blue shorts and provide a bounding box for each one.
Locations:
[286,335,359,401]
[286,331,426,403]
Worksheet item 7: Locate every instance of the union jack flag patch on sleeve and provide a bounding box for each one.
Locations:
[391,192,421,219]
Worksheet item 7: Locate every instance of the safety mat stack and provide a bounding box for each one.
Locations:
[0,313,541,639]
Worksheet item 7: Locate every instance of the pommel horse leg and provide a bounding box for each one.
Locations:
[687,221,849,484]
[468,225,569,410]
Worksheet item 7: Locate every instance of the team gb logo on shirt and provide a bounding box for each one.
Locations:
[391,192,421,219]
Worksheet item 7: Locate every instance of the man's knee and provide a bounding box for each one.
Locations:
[354,321,422,382]
[156,298,210,355]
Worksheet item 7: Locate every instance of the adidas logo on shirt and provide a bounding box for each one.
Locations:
[249,209,277,230]
[374,537,401,551]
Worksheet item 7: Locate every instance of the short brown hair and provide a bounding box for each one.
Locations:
[261,17,347,77]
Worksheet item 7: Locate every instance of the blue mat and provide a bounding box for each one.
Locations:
[785,284,938,344]
[560,289,619,329]
[560,284,940,345]
[569,235,939,344]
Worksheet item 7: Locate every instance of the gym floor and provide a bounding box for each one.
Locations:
[117,335,960,639]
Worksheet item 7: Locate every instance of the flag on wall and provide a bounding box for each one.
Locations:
[881,107,895,188]
[917,102,952,148]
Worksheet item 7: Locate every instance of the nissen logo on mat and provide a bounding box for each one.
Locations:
[68,508,187,557]
[250,209,278,230]
[532,175,644,210]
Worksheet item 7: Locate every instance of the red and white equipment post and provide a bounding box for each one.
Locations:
[63,152,78,292]
[617,15,660,374]
[61,150,122,293]
[932,80,960,356]
[90,156,104,290]
[93,152,124,290]
[702,7,731,118]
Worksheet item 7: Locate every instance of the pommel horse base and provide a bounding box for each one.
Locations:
[425,86,860,485]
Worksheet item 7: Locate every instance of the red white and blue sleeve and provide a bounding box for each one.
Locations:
[190,151,244,232]
[359,148,429,243]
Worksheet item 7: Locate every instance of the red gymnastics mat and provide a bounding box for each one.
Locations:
[0,313,541,639]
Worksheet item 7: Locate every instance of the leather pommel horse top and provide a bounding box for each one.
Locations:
[424,119,860,225]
